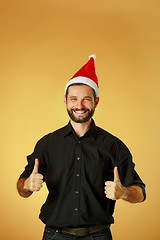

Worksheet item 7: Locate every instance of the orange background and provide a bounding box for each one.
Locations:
[1,0,160,239]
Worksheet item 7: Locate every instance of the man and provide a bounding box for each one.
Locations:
[17,55,146,240]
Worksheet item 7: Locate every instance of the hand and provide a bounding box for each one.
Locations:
[24,158,43,192]
[104,167,126,200]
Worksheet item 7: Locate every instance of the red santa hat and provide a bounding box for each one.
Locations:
[65,54,99,97]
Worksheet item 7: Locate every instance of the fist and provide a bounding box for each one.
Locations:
[104,167,125,200]
[24,158,43,192]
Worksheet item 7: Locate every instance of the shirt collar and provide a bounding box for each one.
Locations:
[62,119,98,139]
[62,121,73,137]
[87,119,98,139]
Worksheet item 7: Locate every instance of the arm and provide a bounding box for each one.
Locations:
[17,158,43,198]
[117,184,144,203]
[17,178,33,198]
[105,167,144,203]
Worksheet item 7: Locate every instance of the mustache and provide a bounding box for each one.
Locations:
[71,108,89,111]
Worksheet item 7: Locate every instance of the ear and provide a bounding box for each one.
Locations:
[64,95,67,106]
[95,97,99,108]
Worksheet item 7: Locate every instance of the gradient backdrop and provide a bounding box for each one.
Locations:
[1,0,160,239]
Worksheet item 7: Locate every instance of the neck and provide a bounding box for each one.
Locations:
[70,119,92,137]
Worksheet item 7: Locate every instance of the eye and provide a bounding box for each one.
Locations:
[70,97,77,101]
[84,97,91,101]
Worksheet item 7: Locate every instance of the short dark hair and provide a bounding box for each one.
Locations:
[65,83,97,102]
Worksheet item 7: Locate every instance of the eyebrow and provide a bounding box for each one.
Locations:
[84,96,92,99]
[69,96,77,98]
[69,96,92,99]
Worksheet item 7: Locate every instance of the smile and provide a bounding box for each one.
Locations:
[72,109,88,115]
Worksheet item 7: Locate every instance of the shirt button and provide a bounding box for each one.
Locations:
[77,157,80,160]
[75,208,78,211]
[76,174,80,177]
[75,191,79,194]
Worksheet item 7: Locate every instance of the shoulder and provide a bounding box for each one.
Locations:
[35,124,69,147]
[96,126,118,143]
[96,126,131,154]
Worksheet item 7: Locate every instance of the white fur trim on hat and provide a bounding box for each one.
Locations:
[65,76,99,97]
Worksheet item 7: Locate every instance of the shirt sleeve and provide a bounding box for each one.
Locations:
[19,136,47,181]
[115,139,146,201]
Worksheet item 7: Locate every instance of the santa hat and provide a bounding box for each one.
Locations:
[65,54,99,97]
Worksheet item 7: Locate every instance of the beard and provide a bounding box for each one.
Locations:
[67,107,95,123]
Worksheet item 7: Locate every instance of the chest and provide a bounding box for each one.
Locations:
[43,137,115,184]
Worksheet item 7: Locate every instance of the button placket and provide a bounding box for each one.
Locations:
[73,139,82,223]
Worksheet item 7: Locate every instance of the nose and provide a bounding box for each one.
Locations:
[76,100,84,109]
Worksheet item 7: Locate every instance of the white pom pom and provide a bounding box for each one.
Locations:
[88,54,96,61]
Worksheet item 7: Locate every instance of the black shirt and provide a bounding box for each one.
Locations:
[19,119,146,228]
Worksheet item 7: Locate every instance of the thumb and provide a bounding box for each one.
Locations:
[114,166,120,183]
[32,158,39,174]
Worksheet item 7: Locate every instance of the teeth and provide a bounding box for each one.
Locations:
[73,110,86,114]
[75,111,85,114]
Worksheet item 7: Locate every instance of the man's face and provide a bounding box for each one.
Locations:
[64,84,99,123]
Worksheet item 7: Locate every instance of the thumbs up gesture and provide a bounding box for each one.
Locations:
[104,167,126,200]
[24,158,43,192]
